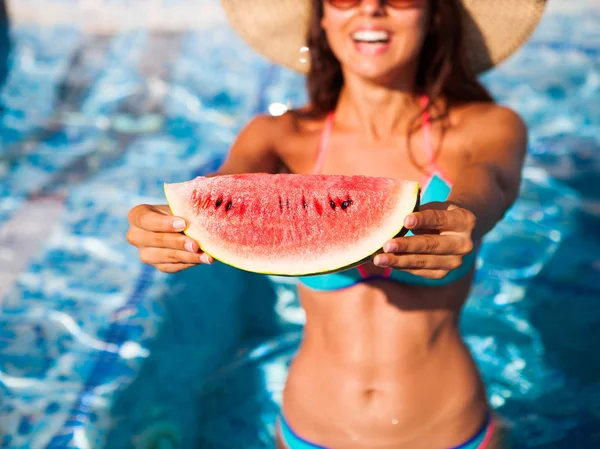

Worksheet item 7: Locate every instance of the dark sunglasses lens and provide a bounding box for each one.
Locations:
[327,0,360,8]
[387,0,425,8]
[327,0,424,8]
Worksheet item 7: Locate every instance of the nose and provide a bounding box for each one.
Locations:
[358,0,386,16]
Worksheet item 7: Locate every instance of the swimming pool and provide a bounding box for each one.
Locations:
[0,0,599,448]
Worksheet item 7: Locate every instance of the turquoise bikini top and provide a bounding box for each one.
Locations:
[298,103,476,291]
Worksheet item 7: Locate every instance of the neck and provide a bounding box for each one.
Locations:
[334,65,422,141]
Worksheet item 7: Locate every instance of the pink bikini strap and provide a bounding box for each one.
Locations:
[357,265,393,279]
[313,112,335,175]
[478,418,496,448]
[420,96,454,185]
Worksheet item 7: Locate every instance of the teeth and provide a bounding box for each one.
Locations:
[352,30,390,43]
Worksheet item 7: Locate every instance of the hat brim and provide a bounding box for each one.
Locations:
[221,0,547,75]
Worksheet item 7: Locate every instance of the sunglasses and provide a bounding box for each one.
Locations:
[326,0,424,9]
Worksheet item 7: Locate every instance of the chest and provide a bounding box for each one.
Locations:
[277,126,457,185]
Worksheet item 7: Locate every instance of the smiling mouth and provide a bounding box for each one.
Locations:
[351,30,392,56]
[352,30,391,44]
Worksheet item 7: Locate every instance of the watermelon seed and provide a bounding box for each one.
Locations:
[302,195,307,209]
[341,198,353,210]
[330,200,336,210]
[279,197,284,211]
[215,197,223,208]
[226,201,233,212]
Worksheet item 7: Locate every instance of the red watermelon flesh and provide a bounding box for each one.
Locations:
[164,173,420,276]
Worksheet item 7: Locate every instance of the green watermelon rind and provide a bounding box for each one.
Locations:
[164,177,421,277]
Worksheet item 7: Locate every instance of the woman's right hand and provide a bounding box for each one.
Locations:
[126,204,213,273]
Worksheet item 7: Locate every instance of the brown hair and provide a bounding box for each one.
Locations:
[305,1,494,169]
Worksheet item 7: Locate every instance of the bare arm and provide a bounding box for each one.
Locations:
[446,106,528,240]
[375,106,528,279]
[214,114,281,175]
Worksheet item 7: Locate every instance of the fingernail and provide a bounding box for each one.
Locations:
[384,243,398,253]
[200,254,213,264]
[405,215,417,228]
[185,241,196,253]
[173,219,186,231]
[374,255,389,267]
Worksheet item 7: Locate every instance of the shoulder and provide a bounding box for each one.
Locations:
[231,113,293,159]
[237,113,284,142]
[218,114,289,174]
[239,106,324,142]
[453,103,527,145]
[281,106,329,136]
[446,102,528,159]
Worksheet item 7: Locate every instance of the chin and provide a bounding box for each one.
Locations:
[329,28,423,86]
[335,41,420,86]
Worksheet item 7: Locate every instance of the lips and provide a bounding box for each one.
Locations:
[351,28,393,56]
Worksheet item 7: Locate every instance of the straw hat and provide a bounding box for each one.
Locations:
[221,0,547,74]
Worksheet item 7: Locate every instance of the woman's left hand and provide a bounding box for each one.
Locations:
[373,202,477,279]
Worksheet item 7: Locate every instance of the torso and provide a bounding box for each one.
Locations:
[264,101,495,448]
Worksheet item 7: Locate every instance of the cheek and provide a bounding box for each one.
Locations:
[398,9,428,34]
[392,11,429,55]
[322,29,347,67]
[321,10,351,55]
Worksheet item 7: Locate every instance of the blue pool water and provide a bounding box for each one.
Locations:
[0,1,599,448]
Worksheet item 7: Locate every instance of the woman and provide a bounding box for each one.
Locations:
[127,0,546,447]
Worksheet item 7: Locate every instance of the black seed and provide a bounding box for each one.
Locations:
[330,200,336,210]
[226,201,233,211]
[279,197,284,210]
[341,201,349,210]
[215,197,223,208]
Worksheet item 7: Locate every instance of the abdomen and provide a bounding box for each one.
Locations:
[282,281,489,448]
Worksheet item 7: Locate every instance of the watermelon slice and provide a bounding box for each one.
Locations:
[164,174,420,276]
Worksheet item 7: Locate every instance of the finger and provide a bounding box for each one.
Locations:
[153,231,201,252]
[140,248,213,265]
[129,204,187,232]
[404,208,474,232]
[398,269,450,280]
[383,235,473,256]
[127,227,199,253]
[373,254,463,271]
[155,263,199,274]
